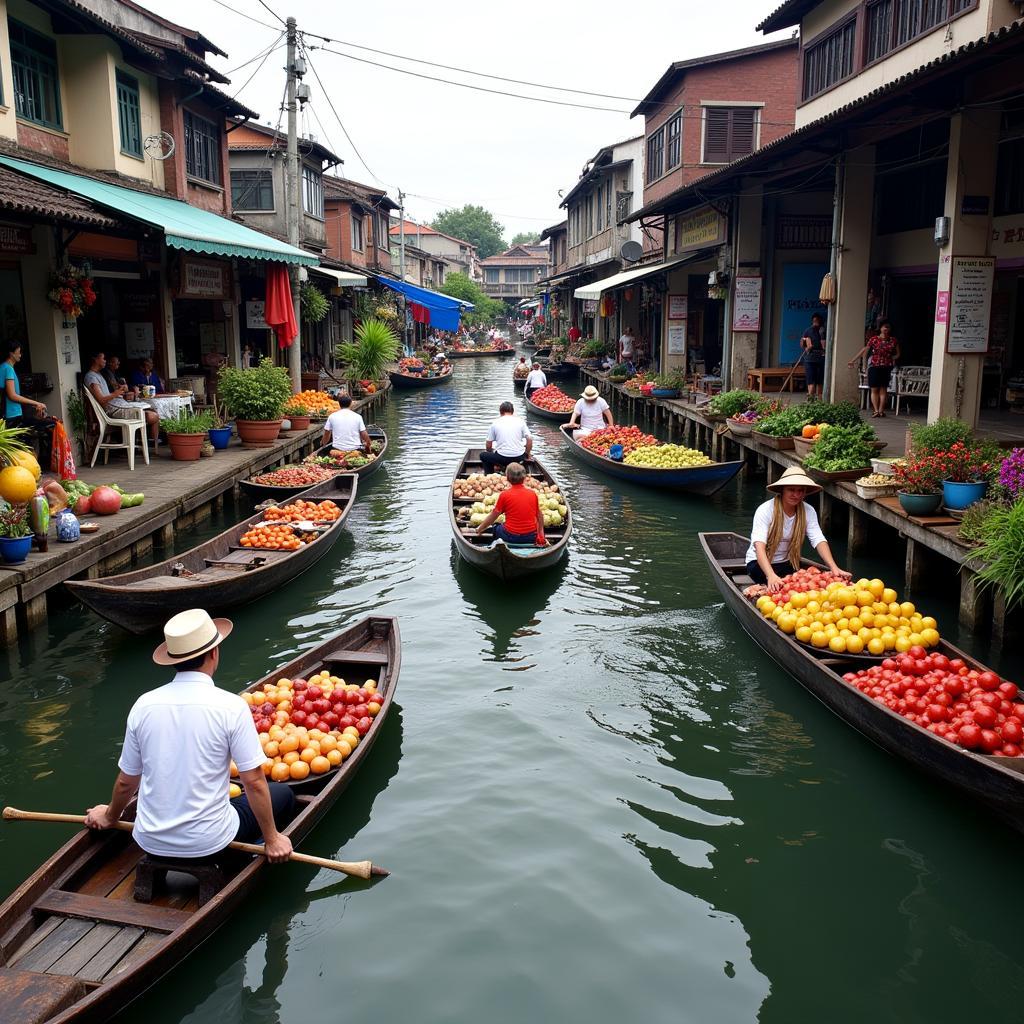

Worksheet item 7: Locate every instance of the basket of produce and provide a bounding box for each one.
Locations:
[291,390,341,418]
[705,389,765,423]
[791,436,816,459]
[855,474,899,500]
[726,412,757,436]
[802,422,877,482]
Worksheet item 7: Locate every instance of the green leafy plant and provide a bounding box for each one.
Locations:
[580,340,608,358]
[159,410,215,435]
[300,282,330,324]
[65,389,87,457]
[803,423,876,472]
[801,400,862,429]
[608,363,630,377]
[0,504,30,539]
[958,497,1008,544]
[653,371,685,390]
[929,441,990,483]
[972,498,1024,610]
[910,417,974,456]
[337,318,400,384]
[707,389,764,417]
[755,406,816,437]
[893,453,943,495]
[0,421,31,467]
[217,358,292,421]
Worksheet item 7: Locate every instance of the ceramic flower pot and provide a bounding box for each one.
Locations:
[166,432,205,461]
[898,491,942,515]
[651,387,681,399]
[236,419,283,448]
[208,426,232,450]
[286,415,311,432]
[942,479,987,510]
[0,535,32,563]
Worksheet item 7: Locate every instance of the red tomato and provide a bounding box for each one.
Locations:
[931,654,950,671]
[999,682,1019,701]
[958,724,982,748]
[356,716,372,735]
[1000,718,1023,744]
[306,685,322,699]
[1002,743,1022,757]
[980,729,1002,753]
[973,704,998,728]
[290,710,307,726]
[978,671,1001,691]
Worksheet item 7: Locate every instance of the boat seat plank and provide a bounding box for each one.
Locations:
[48,922,122,976]
[74,926,145,982]
[76,845,145,898]
[33,890,191,933]
[325,650,389,666]
[105,931,163,980]
[719,557,749,570]
[10,918,95,972]
[732,575,755,587]
[0,967,87,1024]
[128,575,209,590]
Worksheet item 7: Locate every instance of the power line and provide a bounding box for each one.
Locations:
[256,0,286,26]
[208,0,278,31]
[229,37,285,99]
[223,33,283,75]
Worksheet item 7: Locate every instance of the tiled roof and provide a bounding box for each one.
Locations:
[49,0,162,58]
[323,176,398,210]
[0,165,120,228]
[184,74,258,121]
[756,0,816,33]
[129,31,230,84]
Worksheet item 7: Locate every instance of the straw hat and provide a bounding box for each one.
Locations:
[766,466,822,495]
[581,385,600,401]
[153,608,233,666]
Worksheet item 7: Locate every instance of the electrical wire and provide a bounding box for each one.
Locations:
[208,0,278,31]
[229,38,285,99]
[223,33,283,75]
[256,0,286,26]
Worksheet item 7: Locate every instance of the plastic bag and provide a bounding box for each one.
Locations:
[51,420,77,480]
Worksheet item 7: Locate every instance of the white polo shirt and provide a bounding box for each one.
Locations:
[573,396,610,430]
[487,414,530,457]
[325,408,366,450]
[118,671,265,858]
[525,369,547,390]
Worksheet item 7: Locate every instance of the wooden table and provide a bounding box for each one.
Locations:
[746,366,805,393]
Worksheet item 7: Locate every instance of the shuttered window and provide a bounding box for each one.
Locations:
[802,18,857,100]
[10,19,62,129]
[666,113,682,170]
[116,70,142,157]
[647,127,664,180]
[702,107,757,164]
[866,0,977,65]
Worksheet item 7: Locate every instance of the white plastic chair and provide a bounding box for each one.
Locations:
[84,388,150,471]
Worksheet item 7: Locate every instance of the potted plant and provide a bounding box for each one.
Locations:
[218,358,292,448]
[932,441,991,510]
[282,398,311,432]
[337,318,400,395]
[651,371,684,398]
[607,363,630,383]
[893,454,943,515]
[0,504,33,564]
[208,415,233,450]
[160,410,216,461]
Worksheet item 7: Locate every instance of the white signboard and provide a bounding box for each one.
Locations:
[732,277,762,332]
[124,322,154,359]
[947,256,994,354]
[667,294,688,320]
[246,300,267,329]
[667,324,687,355]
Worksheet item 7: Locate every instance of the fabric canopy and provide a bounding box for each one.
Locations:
[265,266,298,349]
[0,155,317,266]
[312,266,367,287]
[375,276,472,333]
[573,254,703,300]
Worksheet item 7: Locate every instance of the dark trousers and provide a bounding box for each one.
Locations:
[746,559,793,586]
[480,449,525,471]
[230,782,296,843]
[494,522,536,545]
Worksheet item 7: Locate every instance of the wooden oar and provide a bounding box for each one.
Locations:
[2,807,389,879]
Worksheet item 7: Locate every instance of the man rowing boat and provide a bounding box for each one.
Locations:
[481,401,532,470]
[85,609,295,863]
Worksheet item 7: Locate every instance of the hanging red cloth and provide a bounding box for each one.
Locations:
[410,302,430,324]
[264,265,298,349]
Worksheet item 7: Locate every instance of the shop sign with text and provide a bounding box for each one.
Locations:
[673,207,725,254]
[0,224,35,255]
[180,258,229,299]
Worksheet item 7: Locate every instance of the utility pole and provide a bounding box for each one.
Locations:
[398,189,409,354]
[285,16,302,391]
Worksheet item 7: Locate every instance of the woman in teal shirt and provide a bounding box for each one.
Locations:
[2,344,47,425]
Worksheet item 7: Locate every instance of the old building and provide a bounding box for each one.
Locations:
[323,176,398,275]
[479,244,549,305]
[388,220,479,281]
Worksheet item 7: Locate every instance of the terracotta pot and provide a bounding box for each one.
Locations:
[166,432,205,461]
[286,415,311,431]
[236,419,283,448]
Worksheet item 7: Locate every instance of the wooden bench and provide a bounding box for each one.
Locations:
[747,366,805,393]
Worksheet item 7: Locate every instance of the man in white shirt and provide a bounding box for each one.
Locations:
[567,385,614,435]
[322,394,371,452]
[524,362,547,398]
[481,401,532,470]
[84,351,160,448]
[85,609,295,864]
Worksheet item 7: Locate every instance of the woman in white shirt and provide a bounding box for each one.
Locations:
[524,363,547,398]
[746,466,850,591]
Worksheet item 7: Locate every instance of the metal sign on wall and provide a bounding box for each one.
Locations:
[179,258,230,299]
[0,223,35,255]
[673,207,725,253]
[946,256,994,354]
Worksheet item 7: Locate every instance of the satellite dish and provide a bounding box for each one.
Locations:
[620,241,643,263]
[144,132,176,161]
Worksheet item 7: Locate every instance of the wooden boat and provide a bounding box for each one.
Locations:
[449,449,571,580]
[239,427,386,500]
[388,365,453,389]
[535,360,578,381]
[67,476,357,634]
[512,375,528,392]
[558,425,743,496]
[700,531,1024,832]
[446,347,514,359]
[524,390,575,423]
[0,616,400,1024]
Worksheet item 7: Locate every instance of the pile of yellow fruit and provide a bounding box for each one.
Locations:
[755,577,940,655]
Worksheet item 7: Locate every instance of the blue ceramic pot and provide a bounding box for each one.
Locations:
[208,426,233,450]
[56,510,80,542]
[942,479,987,510]
[0,535,32,563]
[651,388,681,398]
[898,491,942,516]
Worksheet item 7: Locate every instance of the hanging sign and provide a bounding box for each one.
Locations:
[583,299,598,314]
[947,256,994,354]
[667,324,687,355]
[246,300,267,329]
[667,294,688,320]
[180,258,229,299]
[124,322,154,359]
[732,277,762,331]
[0,224,35,255]
[673,206,725,253]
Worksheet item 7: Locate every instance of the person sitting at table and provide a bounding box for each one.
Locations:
[102,354,127,393]
[321,394,371,454]
[481,401,532,471]
[84,351,160,448]
[474,462,547,547]
[131,358,165,393]
[567,385,614,436]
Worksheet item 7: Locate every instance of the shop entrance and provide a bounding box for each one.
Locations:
[0,262,28,366]
[76,276,162,380]
[884,275,937,366]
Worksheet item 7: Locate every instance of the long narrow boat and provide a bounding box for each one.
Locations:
[535,360,578,381]
[512,374,528,392]
[388,365,453,389]
[239,427,387,500]
[559,425,743,496]
[700,531,1024,832]
[524,390,575,423]
[0,616,400,1024]
[449,449,571,580]
[67,475,357,634]
[446,348,514,359]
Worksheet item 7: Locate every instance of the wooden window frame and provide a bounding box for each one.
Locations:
[230,169,274,211]
[351,212,364,252]
[647,126,665,182]
[10,19,62,131]
[302,164,324,219]
[665,112,682,171]
[862,0,978,71]
[183,110,222,186]
[800,12,859,103]
[115,69,143,159]
[700,104,761,165]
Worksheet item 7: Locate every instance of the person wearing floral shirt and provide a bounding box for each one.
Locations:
[848,320,901,418]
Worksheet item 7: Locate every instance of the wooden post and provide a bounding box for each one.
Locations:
[959,567,992,632]
[992,589,1008,647]
[818,491,833,534]
[766,460,781,485]
[131,535,154,562]
[22,594,48,631]
[905,536,926,592]
[158,523,174,548]
[0,606,17,646]
[213,493,224,513]
[847,505,869,557]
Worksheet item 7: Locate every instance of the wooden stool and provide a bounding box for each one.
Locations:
[133,854,225,907]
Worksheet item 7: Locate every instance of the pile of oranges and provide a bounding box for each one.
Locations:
[292,390,340,416]
[264,499,341,523]
[239,524,303,550]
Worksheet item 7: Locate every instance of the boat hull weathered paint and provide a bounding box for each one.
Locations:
[0,617,400,1024]
[699,531,1024,833]
[558,425,743,495]
[388,367,453,389]
[524,392,574,423]
[67,475,358,634]
[446,348,514,359]
[449,449,571,581]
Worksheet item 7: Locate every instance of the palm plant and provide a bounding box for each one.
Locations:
[0,421,31,466]
[336,318,400,384]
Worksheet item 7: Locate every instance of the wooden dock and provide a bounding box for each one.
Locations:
[0,389,389,644]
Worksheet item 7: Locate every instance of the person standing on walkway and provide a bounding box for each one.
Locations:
[2,343,48,426]
[567,385,614,435]
[618,326,635,368]
[322,394,371,453]
[481,401,532,470]
[475,462,547,547]
[800,314,826,400]
[524,362,547,399]
[848,320,901,418]
[85,609,295,863]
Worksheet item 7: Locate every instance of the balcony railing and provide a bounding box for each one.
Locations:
[482,282,537,297]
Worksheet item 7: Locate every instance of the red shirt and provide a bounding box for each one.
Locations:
[867,335,898,367]
[568,327,581,343]
[495,484,539,535]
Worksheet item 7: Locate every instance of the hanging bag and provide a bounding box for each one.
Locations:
[51,420,77,480]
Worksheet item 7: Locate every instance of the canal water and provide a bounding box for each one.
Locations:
[3,357,1024,1023]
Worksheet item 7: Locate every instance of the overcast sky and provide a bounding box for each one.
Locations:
[147,0,790,241]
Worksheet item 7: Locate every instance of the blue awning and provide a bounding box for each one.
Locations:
[375,276,472,332]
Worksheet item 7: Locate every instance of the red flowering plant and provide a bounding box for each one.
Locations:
[47,263,97,319]
[930,441,990,484]
[893,453,942,495]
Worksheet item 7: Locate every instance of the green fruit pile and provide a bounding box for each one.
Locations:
[623,444,712,468]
